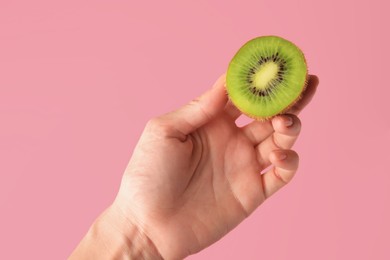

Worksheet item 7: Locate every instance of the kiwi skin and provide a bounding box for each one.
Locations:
[226,36,308,121]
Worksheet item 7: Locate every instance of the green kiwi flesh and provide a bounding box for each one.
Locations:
[226,36,308,120]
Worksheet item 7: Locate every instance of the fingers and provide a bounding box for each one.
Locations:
[256,114,301,168]
[241,120,274,144]
[261,149,299,199]
[160,74,228,136]
[288,74,319,115]
[228,149,299,215]
[241,74,317,144]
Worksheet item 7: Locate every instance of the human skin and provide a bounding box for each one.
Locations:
[69,74,319,260]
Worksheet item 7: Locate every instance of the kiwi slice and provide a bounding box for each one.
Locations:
[226,36,308,120]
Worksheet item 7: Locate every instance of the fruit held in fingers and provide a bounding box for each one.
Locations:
[226,36,308,120]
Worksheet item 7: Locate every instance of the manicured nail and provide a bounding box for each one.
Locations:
[277,152,287,161]
[284,116,293,127]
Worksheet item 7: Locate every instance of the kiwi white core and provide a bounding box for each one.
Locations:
[253,62,279,90]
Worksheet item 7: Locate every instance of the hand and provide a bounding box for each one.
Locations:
[111,74,319,259]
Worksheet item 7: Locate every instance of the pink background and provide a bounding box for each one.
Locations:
[1,0,389,259]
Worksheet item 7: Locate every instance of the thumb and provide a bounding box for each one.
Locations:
[164,74,228,136]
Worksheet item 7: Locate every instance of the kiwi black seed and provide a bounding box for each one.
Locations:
[226,36,308,120]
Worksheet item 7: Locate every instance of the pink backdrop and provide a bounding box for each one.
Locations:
[1,0,389,259]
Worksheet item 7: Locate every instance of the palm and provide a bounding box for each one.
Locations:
[117,75,318,259]
[119,113,267,258]
[170,113,264,253]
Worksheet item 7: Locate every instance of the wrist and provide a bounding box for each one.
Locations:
[70,205,162,260]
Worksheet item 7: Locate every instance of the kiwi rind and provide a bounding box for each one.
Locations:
[226,35,308,120]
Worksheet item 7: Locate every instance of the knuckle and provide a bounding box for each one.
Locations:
[145,117,171,136]
[145,117,160,129]
[189,98,201,105]
[186,98,202,111]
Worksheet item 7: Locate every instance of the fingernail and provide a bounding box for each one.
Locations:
[284,116,293,127]
[277,152,287,161]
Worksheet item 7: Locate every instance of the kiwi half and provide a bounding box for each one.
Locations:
[226,36,308,120]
